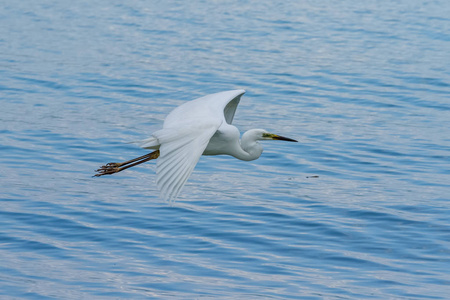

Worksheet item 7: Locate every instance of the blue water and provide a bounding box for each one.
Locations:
[1,1,450,299]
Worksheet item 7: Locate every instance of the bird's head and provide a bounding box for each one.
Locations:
[237,129,298,161]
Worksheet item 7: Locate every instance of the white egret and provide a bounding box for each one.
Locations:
[95,90,297,200]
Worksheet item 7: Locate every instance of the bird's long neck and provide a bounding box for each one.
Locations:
[232,130,263,161]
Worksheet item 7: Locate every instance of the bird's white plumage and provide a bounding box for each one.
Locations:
[122,89,298,201]
[143,90,245,200]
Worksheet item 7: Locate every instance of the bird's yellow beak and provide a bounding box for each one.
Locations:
[263,133,298,142]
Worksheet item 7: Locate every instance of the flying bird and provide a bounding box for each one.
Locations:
[95,90,297,200]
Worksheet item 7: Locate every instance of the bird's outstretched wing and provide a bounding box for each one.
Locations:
[152,124,218,201]
[163,90,245,126]
[145,90,245,201]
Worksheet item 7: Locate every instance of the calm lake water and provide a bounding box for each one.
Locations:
[1,1,450,299]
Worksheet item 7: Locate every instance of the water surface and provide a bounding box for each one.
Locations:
[1,1,450,299]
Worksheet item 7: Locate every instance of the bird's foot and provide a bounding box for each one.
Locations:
[94,150,160,177]
[94,163,121,176]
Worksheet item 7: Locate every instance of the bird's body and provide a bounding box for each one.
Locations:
[95,90,297,201]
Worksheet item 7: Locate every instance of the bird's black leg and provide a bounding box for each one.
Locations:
[94,150,160,177]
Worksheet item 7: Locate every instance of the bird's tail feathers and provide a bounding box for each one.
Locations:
[129,136,160,149]
[129,128,185,150]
